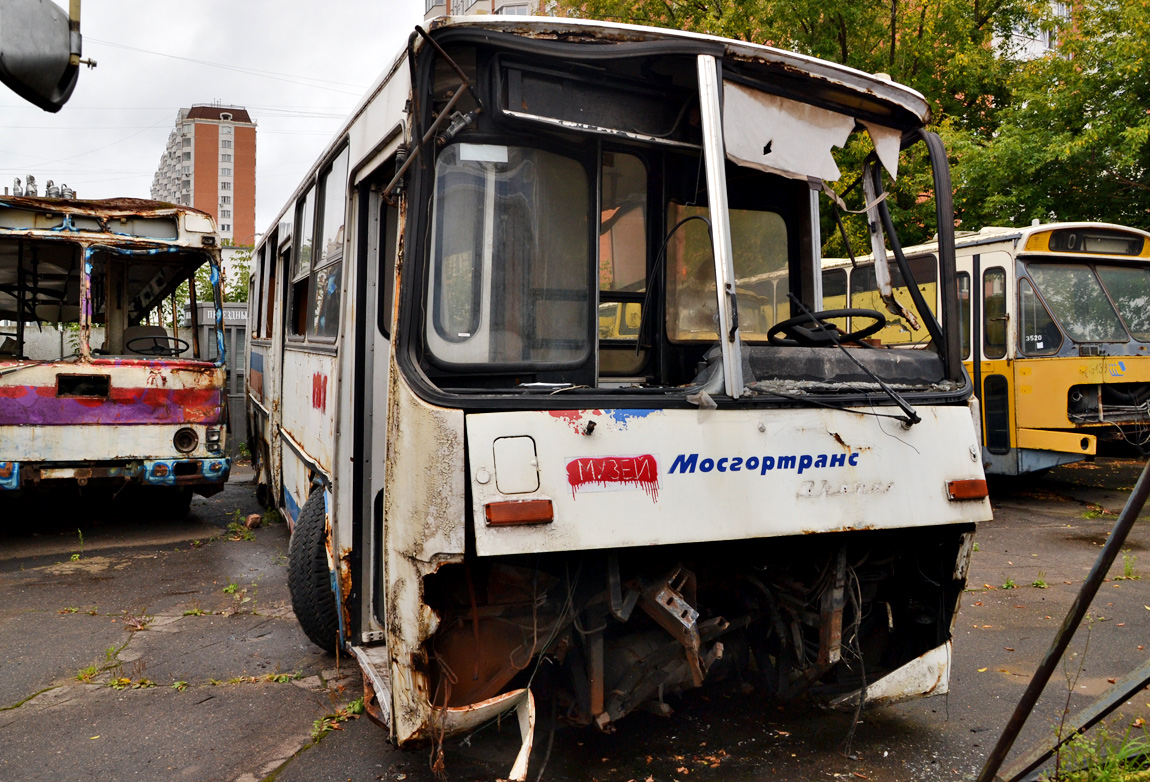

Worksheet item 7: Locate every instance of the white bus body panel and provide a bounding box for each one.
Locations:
[467,405,989,557]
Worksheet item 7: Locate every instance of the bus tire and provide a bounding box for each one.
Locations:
[288,490,340,653]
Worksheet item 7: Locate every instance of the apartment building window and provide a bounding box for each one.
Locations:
[220,195,232,205]
[497,3,530,13]
[182,195,190,205]
[182,166,190,175]
[221,210,231,218]
[220,181,232,190]
[182,152,191,161]
[222,124,232,133]
[221,140,232,149]
[182,138,191,147]
[425,0,441,12]
[220,153,232,163]
[221,223,231,232]
[221,167,232,176]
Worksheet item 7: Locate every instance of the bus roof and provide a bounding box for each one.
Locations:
[427,15,931,123]
[0,196,218,245]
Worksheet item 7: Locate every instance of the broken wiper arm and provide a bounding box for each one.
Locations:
[786,294,921,426]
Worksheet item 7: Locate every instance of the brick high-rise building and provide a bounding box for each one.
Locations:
[151,104,256,246]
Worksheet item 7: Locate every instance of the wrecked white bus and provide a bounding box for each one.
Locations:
[245,17,991,778]
[0,197,230,509]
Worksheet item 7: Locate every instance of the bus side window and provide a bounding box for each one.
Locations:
[983,267,1007,359]
[1018,278,1061,355]
[263,238,277,339]
[289,186,316,337]
[957,272,970,360]
[308,147,350,340]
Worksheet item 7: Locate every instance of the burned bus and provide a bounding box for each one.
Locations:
[0,197,230,509]
[245,17,991,779]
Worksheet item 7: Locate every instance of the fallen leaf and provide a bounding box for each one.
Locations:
[1108,678,1117,684]
[89,735,100,740]
[1134,718,1146,728]
[1005,647,1015,652]
[1119,623,1126,627]
[978,667,988,672]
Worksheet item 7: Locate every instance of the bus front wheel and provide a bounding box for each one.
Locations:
[288,490,339,653]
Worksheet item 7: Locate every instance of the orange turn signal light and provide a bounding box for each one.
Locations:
[947,479,988,501]
[485,499,554,526]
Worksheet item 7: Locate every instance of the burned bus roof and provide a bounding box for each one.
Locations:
[425,15,932,126]
[0,196,214,226]
[0,196,218,245]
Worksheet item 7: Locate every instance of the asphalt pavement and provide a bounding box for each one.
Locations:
[1,459,1149,782]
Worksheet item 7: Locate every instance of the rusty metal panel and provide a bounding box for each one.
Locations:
[382,356,466,745]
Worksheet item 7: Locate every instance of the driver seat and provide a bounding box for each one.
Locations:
[123,325,170,355]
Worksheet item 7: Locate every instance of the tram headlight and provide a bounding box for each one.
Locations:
[173,427,199,454]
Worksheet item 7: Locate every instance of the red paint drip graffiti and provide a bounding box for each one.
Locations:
[312,372,327,412]
[566,455,659,502]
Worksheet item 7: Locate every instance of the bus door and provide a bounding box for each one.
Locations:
[975,252,1014,471]
[354,158,400,644]
[248,234,284,506]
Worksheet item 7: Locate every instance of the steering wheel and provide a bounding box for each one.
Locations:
[767,308,887,347]
[127,335,190,357]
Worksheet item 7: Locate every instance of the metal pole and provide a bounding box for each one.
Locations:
[976,456,1150,782]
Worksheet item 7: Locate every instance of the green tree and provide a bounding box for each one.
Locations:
[955,0,1150,230]
[555,0,1041,249]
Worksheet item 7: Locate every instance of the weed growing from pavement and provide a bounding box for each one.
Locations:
[1032,572,1048,589]
[973,542,980,552]
[76,665,98,683]
[262,508,282,525]
[171,681,188,692]
[311,698,365,741]
[182,606,209,616]
[1003,577,1017,589]
[1043,724,1150,781]
[70,528,84,561]
[59,606,79,614]
[222,582,239,595]
[1115,550,1139,581]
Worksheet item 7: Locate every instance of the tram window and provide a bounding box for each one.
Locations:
[289,186,316,337]
[983,267,1007,359]
[1018,278,1061,355]
[1096,266,1150,342]
[957,272,970,360]
[307,148,349,340]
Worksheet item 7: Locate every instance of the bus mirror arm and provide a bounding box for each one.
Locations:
[382,86,470,201]
[382,27,485,201]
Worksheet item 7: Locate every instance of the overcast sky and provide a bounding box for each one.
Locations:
[0,0,424,241]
